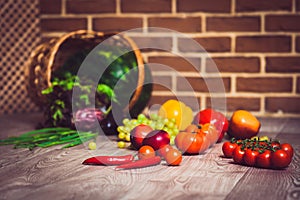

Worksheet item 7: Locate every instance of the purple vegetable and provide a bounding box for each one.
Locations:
[74,108,105,131]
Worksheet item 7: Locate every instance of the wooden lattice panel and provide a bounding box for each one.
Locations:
[0,0,41,115]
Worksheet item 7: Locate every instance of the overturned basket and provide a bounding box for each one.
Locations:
[26,30,153,126]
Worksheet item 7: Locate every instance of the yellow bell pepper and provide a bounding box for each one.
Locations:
[158,100,193,130]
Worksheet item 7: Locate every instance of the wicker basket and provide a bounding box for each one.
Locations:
[25,30,152,126]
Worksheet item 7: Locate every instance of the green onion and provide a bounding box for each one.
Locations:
[0,127,98,150]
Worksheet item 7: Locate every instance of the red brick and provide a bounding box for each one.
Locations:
[206,57,260,73]
[66,0,115,13]
[40,0,61,14]
[177,0,231,13]
[236,0,292,12]
[148,56,201,72]
[177,77,231,93]
[206,16,260,32]
[130,37,172,52]
[265,15,300,32]
[152,76,172,91]
[148,17,201,33]
[297,0,300,11]
[178,37,231,52]
[236,36,291,52]
[41,18,87,32]
[121,0,171,13]
[93,17,143,32]
[266,97,300,113]
[266,57,300,73]
[236,77,293,93]
[148,95,175,106]
[297,36,300,52]
[297,77,300,93]
[206,97,261,111]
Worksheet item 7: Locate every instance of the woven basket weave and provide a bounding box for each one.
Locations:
[26,30,151,116]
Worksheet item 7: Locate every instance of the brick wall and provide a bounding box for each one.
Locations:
[39,0,300,118]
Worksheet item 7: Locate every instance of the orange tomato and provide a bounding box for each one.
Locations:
[138,145,156,160]
[228,110,261,139]
[185,123,218,149]
[165,148,182,166]
[199,123,219,147]
[185,124,200,133]
[198,132,210,153]
[175,131,204,154]
[157,144,173,158]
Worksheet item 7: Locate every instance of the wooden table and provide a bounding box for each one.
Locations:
[0,113,299,200]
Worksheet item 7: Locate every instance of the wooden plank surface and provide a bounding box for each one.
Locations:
[0,113,299,200]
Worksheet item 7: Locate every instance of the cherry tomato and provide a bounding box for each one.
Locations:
[256,150,271,169]
[270,141,281,150]
[244,149,259,167]
[271,149,292,169]
[233,146,245,165]
[165,148,182,166]
[157,144,173,158]
[222,141,238,158]
[138,145,156,160]
[280,143,294,159]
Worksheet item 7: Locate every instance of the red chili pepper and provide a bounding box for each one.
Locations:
[82,154,134,166]
[115,156,161,170]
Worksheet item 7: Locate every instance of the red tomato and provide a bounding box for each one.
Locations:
[271,149,292,169]
[165,148,182,166]
[280,143,294,159]
[256,150,271,169]
[222,141,238,158]
[193,109,229,142]
[233,146,245,165]
[244,149,259,167]
[138,145,156,160]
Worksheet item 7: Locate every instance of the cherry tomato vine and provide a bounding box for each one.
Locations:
[222,137,294,170]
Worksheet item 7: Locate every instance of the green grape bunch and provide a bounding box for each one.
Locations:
[117,113,179,148]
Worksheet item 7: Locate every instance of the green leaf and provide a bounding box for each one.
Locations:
[97,84,117,103]
[79,94,90,105]
[53,109,63,121]
[41,87,53,95]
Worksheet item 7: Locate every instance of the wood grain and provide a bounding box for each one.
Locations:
[0,114,299,200]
